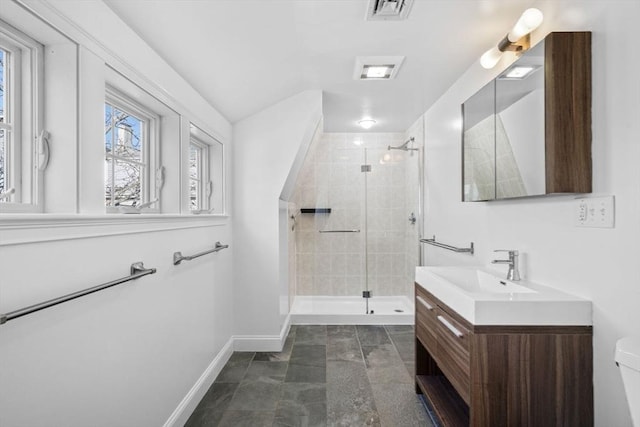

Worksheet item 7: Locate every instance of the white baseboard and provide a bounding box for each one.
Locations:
[162,338,234,427]
[233,314,291,352]
[164,316,292,426]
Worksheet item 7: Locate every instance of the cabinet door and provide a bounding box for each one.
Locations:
[436,308,471,404]
[415,288,438,354]
[462,79,496,201]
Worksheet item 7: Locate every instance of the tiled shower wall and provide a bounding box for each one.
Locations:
[290,131,422,300]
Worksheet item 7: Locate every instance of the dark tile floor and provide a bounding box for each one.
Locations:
[185,325,434,427]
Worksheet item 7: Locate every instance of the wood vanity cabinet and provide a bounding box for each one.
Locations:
[415,284,593,426]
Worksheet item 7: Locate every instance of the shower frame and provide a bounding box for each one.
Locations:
[291,131,424,316]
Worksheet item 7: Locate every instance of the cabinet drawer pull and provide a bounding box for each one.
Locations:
[437,315,464,338]
[416,296,434,311]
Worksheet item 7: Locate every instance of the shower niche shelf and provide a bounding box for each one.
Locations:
[300,208,331,214]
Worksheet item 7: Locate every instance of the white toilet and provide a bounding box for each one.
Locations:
[616,337,640,426]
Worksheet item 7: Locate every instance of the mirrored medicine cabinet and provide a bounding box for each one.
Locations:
[462,32,592,202]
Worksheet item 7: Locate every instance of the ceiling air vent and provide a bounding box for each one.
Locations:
[366,0,414,21]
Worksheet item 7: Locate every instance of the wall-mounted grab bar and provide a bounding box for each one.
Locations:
[318,229,361,233]
[0,262,156,325]
[173,241,229,265]
[420,235,474,255]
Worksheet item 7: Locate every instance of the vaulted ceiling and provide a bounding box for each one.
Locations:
[105,0,536,132]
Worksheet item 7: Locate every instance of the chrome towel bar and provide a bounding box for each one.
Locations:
[318,229,361,233]
[173,241,229,265]
[0,262,156,325]
[420,235,474,255]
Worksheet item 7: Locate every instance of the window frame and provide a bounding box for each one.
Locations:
[0,40,22,202]
[0,19,45,213]
[189,136,210,212]
[188,123,225,215]
[104,87,160,213]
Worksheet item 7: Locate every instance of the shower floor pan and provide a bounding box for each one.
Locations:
[290,295,414,325]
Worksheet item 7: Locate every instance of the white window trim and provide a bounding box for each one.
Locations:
[0,19,45,213]
[105,87,160,214]
[189,136,210,212]
[0,214,229,246]
[188,123,225,215]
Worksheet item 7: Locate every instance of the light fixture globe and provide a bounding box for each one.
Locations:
[358,119,377,129]
[480,47,503,69]
[480,8,544,69]
[509,8,544,41]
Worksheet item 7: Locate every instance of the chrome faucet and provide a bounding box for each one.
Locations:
[492,250,521,281]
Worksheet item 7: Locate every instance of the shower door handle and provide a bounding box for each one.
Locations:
[318,229,361,233]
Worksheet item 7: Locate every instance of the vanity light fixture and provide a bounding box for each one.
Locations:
[358,119,377,129]
[480,8,544,69]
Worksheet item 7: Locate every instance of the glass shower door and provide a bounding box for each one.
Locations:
[293,132,421,315]
[365,137,421,310]
[312,145,367,309]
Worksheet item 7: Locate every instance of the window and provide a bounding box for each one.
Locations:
[0,20,44,211]
[0,47,8,198]
[189,138,209,211]
[104,89,159,212]
[188,124,224,214]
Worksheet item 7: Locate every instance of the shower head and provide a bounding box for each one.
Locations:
[388,137,418,151]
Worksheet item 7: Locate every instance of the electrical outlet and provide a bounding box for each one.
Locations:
[575,196,615,228]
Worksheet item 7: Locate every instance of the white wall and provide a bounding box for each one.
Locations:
[0,224,233,427]
[421,1,640,425]
[232,90,322,342]
[0,1,234,426]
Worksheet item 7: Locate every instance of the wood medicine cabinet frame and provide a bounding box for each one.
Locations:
[461,32,592,201]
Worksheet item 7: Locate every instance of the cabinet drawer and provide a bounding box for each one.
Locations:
[436,308,471,404]
[415,288,438,353]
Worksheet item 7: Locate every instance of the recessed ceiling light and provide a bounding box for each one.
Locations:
[365,65,392,79]
[358,119,377,129]
[354,56,405,80]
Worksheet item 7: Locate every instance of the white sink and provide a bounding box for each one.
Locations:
[415,266,592,326]
[432,268,537,294]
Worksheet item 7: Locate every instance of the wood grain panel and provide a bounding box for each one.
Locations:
[471,332,593,426]
[545,31,592,194]
[416,333,441,395]
[416,287,438,353]
[417,375,469,427]
[414,281,593,427]
[436,309,471,404]
[473,324,592,335]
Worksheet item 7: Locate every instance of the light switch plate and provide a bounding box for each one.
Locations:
[575,196,615,228]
